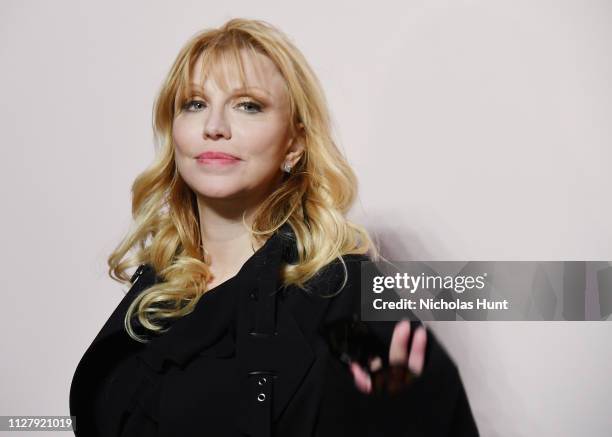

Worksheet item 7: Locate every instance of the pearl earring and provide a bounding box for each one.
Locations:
[282,162,292,174]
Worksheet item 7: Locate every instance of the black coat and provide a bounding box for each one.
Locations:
[69,224,479,436]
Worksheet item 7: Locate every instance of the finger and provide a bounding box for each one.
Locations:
[407,326,427,376]
[349,362,372,393]
[369,356,382,372]
[389,320,411,366]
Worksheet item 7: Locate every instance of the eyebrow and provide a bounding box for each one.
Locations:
[187,83,272,98]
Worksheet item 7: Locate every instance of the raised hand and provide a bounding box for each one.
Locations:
[349,320,427,394]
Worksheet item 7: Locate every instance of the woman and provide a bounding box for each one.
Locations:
[69,18,479,437]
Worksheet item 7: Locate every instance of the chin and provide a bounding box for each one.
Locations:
[190,183,245,200]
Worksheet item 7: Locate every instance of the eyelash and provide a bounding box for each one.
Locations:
[182,99,263,114]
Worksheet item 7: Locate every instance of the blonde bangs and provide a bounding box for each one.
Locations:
[172,35,265,115]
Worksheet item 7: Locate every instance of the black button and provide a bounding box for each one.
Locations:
[249,290,258,301]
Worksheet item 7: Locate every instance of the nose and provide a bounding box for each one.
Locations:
[203,107,231,140]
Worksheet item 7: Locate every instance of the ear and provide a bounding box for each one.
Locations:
[283,123,305,168]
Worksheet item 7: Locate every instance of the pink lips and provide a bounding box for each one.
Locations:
[196,151,241,166]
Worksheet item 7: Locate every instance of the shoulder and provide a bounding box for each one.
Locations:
[74,264,157,364]
[305,253,373,323]
[71,264,158,383]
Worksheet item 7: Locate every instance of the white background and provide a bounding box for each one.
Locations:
[1,0,611,436]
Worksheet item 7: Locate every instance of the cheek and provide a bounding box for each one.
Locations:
[240,123,287,161]
[172,118,199,154]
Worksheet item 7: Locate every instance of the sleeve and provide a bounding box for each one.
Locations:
[320,254,480,437]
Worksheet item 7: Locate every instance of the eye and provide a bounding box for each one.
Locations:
[182,99,205,112]
[236,100,263,114]
[180,98,263,114]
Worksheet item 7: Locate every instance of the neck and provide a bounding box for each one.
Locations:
[195,195,266,283]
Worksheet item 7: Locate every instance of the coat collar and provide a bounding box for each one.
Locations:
[134,222,303,371]
[81,223,296,355]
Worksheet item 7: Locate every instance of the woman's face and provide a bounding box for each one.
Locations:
[172,49,302,206]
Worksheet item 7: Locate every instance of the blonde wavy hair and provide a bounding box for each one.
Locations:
[107,18,381,343]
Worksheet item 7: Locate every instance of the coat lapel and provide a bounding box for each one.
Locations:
[234,224,334,435]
